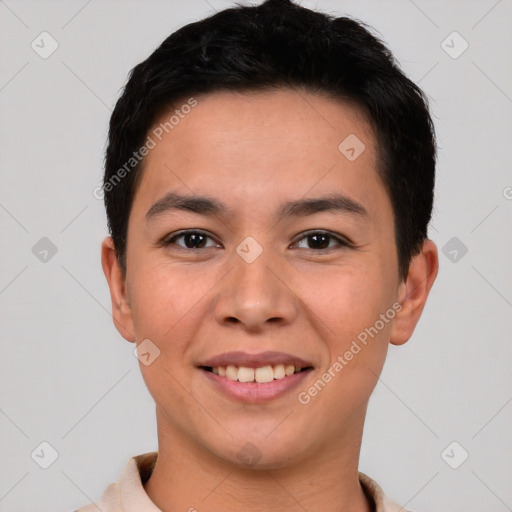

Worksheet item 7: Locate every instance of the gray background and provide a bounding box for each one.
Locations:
[1,1,511,511]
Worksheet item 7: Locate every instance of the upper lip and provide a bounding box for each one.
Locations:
[198,351,314,369]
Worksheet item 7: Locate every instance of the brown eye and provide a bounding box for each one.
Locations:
[163,230,219,249]
[293,231,351,250]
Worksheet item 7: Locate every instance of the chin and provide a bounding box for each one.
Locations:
[208,430,310,471]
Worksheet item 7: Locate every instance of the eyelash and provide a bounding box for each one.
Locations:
[161,229,353,252]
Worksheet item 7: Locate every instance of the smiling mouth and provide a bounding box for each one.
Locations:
[200,364,313,384]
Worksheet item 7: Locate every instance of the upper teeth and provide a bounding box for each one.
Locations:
[211,364,300,383]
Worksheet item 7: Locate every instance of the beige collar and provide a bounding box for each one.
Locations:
[78,452,408,512]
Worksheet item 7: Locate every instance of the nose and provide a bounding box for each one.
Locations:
[214,248,298,333]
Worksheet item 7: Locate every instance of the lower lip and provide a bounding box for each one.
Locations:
[199,368,313,404]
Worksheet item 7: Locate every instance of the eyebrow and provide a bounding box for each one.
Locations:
[145,191,369,222]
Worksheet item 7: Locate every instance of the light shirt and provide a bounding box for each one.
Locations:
[74,452,410,512]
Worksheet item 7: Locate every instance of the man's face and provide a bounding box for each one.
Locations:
[110,89,411,467]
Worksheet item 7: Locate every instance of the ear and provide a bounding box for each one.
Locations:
[390,239,439,346]
[101,236,136,343]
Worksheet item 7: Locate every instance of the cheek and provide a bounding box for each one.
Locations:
[127,257,207,339]
[300,277,392,417]
[306,263,392,332]
[298,263,395,394]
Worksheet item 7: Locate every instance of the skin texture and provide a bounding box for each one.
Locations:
[101,88,438,512]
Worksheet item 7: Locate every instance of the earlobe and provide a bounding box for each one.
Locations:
[390,239,439,346]
[101,236,136,343]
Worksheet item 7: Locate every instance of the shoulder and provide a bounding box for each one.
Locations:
[359,472,414,512]
[72,452,158,512]
[73,482,122,512]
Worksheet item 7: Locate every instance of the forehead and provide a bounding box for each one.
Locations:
[132,88,389,223]
[149,88,375,160]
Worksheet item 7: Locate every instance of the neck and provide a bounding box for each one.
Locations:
[144,410,373,512]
